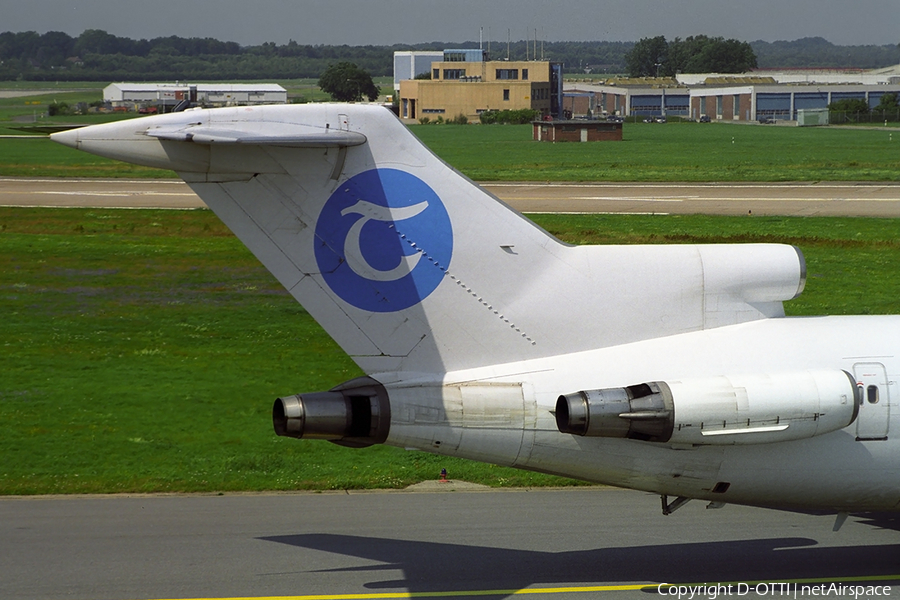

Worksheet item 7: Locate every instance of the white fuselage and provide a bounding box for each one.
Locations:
[384,315,900,512]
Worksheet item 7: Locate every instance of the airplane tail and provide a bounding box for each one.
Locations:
[52,104,805,376]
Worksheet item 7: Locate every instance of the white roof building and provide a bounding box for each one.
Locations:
[676,65,900,86]
[103,83,287,107]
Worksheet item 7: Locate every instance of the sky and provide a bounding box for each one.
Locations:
[1,0,897,47]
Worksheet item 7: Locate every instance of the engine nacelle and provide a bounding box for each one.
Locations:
[273,376,390,448]
[557,370,858,445]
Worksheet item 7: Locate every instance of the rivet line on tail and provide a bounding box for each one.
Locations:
[390,224,536,346]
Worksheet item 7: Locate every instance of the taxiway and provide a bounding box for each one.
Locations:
[2,178,900,216]
[1,488,898,600]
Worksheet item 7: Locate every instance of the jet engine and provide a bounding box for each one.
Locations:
[273,376,390,448]
[556,370,858,445]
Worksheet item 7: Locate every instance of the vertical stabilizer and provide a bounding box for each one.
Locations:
[52,104,805,376]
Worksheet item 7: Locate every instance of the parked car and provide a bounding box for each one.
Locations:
[758,116,776,124]
[699,115,711,123]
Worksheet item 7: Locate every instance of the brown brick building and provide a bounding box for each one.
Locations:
[533,120,623,142]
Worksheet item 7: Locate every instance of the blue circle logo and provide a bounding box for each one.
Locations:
[314,168,453,312]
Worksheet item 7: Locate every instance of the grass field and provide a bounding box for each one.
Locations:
[1,85,899,180]
[2,119,898,181]
[410,121,900,182]
[2,207,899,494]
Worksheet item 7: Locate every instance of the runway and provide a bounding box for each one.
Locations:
[2,177,900,216]
[2,487,898,600]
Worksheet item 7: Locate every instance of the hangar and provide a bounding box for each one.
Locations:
[564,66,900,122]
[692,80,900,122]
[562,77,691,119]
[103,83,287,111]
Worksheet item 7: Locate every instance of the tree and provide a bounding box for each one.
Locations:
[318,61,379,102]
[874,92,899,111]
[626,35,757,77]
[828,98,869,114]
[674,36,757,73]
[667,36,709,75]
[74,29,122,56]
[624,36,668,77]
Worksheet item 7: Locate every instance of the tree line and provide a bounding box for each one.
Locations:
[0,29,897,82]
[753,37,900,70]
[625,35,758,76]
[0,29,427,81]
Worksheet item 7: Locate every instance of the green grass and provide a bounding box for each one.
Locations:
[0,90,110,127]
[0,82,896,181]
[2,118,898,180]
[2,207,899,494]
[0,82,107,90]
[410,122,900,181]
[0,136,171,177]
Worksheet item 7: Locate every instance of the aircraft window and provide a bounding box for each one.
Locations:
[867,385,879,404]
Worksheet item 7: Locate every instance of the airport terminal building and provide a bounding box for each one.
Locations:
[397,49,563,122]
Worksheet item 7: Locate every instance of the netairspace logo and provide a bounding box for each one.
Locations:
[314,168,453,313]
[657,582,892,599]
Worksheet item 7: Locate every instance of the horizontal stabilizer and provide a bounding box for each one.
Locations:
[146,122,367,147]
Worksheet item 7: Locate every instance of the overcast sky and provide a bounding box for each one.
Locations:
[2,0,897,47]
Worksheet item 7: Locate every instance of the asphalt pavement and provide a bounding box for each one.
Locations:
[3,178,900,216]
[1,487,898,600]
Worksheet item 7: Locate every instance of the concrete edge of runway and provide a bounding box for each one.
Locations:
[0,483,620,501]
